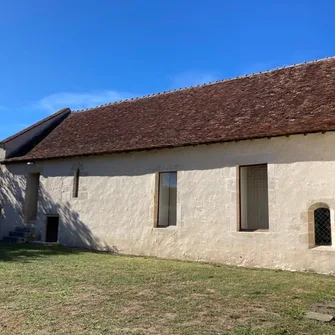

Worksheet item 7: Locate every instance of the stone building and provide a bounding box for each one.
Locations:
[1,57,335,274]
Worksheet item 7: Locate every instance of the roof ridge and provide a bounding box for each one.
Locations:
[73,56,335,113]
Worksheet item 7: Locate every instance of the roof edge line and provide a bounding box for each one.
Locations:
[3,129,333,164]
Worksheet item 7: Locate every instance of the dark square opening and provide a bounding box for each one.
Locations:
[46,216,59,242]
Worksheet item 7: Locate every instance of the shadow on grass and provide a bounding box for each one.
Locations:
[0,243,87,262]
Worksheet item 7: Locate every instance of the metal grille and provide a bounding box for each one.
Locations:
[314,208,332,246]
[240,165,269,230]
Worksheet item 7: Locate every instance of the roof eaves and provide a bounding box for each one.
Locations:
[3,128,333,165]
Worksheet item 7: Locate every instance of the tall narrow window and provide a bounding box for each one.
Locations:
[157,172,177,227]
[240,164,269,231]
[73,169,80,198]
[314,208,332,246]
[24,173,40,222]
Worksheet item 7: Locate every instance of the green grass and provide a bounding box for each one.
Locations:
[0,244,334,334]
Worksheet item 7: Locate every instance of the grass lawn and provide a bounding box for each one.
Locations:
[0,244,335,334]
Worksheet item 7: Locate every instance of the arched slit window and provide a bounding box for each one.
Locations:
[314,208,332,246]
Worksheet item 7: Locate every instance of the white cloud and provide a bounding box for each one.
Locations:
[32,73,220,115]
[169,71,218,89]
[36,90,133,113]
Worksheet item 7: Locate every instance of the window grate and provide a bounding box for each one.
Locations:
[240,164,269,230]
[314,208,332,246]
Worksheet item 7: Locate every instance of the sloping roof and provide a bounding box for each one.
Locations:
[4,57,335,162]
[0,108,71,144]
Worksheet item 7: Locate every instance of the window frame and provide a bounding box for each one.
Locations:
[155,171,177,228]
[238,163,269,232]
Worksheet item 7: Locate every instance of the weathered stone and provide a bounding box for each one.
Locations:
[304,311,334,322]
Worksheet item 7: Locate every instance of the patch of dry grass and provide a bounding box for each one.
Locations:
[0,244,334,334]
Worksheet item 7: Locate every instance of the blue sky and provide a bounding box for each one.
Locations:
[0,0,334,140]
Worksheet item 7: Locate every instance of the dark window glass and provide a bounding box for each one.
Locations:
[314,208,332,246]
[157,172,177,227]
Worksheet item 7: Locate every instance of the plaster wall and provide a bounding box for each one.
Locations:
[2,132,335,274]
[0,148,6,161]
[0,164,27,237]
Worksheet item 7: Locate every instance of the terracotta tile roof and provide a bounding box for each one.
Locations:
[5,57,335,162]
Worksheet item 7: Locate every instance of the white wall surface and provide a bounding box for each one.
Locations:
[0,164,27,237]
[2,132,335,274]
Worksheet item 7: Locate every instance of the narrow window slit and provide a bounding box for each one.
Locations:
[73,169,80,198]
[157,172,177,227]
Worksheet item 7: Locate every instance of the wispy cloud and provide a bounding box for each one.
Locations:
[35,90,134,113]
[169,71,218,89]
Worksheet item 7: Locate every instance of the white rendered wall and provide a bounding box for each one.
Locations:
[2,132,335,274]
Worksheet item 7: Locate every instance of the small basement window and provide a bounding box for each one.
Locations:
[240,164,269,231]
[157,172,177,227]
[45,216,59,242]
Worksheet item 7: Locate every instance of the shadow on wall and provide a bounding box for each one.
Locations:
[0,165,118,255]
[37,182,119,253]
[0,166,26,236]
